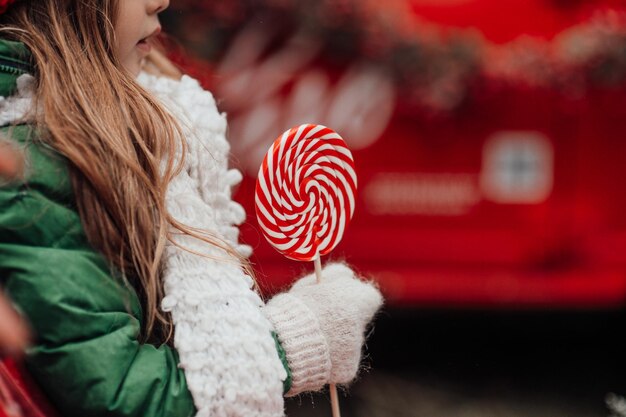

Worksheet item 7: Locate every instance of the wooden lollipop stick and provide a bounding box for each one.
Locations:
[314,255,323,284]
[313,253,341,417]
[330,384,341,417]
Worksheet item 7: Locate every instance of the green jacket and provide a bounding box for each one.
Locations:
[0,40,290,417]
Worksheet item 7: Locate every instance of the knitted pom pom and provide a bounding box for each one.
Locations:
[0,0,17,15]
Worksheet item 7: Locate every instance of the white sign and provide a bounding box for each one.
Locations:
[480,131,554,204]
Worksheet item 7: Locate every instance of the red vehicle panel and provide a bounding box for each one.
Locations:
[165,0,626,308]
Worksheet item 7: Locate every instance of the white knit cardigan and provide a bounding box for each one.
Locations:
[1,73,287,417]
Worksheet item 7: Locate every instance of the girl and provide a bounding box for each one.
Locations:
[0,1,383,417]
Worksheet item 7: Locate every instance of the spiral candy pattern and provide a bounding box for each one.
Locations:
[255,124,357,261]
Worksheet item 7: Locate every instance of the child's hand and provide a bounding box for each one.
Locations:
[263,263,383,396]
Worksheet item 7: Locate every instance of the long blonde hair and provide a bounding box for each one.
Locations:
[0,0,249,344]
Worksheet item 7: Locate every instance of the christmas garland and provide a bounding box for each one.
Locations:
[164,1,626,111]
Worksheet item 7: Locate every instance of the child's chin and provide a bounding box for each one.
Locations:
[123,60,143,78]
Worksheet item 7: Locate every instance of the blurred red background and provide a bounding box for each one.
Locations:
[163,0,626,309]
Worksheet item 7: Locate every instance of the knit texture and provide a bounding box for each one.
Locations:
[264,263,383,396]
[137,73,286,417]
[263,293,331,395]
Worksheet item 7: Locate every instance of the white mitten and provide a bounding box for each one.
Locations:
[263,263,383,396]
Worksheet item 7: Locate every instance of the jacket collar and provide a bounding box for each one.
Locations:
[0,39,33,97]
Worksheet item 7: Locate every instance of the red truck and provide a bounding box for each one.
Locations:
[166,0,626,309]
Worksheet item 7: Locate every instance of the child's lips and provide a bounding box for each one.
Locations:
[137,27,160,55]
[137,39,152,54]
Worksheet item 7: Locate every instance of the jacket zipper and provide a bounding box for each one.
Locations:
[0,57,30,75]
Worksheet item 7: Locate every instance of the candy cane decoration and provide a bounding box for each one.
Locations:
[255,124,357,417]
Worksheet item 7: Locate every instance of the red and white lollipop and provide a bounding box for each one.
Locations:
[255,124,357,262]
[255,124,357,417]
